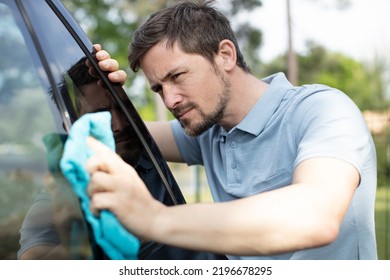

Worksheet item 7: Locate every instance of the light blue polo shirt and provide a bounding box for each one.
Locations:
[171,72,377,260]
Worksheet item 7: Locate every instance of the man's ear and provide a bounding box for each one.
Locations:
[218,39,237,72]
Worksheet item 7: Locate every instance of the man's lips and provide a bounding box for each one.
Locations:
[173,106,194,120]
[177,109,192,120]
[114,132,137,145]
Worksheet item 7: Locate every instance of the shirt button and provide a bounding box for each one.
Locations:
[231,161,237,169]
[230,141,237,148]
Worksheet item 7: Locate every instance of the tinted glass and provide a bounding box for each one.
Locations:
[42,0,208,259]
[1,0,224,260]
[0,0,92,259]
[44,0,226,259]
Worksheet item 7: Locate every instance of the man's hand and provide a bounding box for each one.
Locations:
[86,137,164,240]
[88,44,128,86]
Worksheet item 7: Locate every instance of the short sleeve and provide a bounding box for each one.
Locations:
[292,87,372,175]
[170,120,203,165]
[17,191,60,258]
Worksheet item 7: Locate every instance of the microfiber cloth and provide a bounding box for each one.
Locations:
[60,111,140,260]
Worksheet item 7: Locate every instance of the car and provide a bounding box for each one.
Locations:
[0,0,226,260]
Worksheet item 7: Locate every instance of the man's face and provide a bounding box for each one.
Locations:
[77,83,142,165]
[141,42,231,136]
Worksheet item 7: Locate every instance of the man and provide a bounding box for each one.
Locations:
[87,0,377,259]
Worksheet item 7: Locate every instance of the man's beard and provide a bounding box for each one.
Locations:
[175,74,231,137]
[115,137,144,166]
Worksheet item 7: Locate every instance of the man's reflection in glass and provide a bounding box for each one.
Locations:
[67,58,144,166]
[17,57,145,259]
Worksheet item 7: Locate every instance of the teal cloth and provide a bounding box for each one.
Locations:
[60,111,140,260]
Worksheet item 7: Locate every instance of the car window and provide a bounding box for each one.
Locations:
[0,0,93,260]
[0,0,182,260]
[1,0,225,260]
[43,1,224,259]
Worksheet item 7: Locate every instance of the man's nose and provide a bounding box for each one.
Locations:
[162,84,182,110]
[110,109,126,134]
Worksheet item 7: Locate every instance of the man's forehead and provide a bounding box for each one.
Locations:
[141,41,181,67]
[141,43,187,79]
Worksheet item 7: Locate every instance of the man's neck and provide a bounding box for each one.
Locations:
[218,71,268,131]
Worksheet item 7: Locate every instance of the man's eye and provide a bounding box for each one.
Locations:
[172,72,183,80]
[153,86,162,94]
[94,108,110,113]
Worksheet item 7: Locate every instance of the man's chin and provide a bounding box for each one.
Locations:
[181,115,217,136]
[120,151,143,166]
[183,124,209,137]
[116,141,143,166]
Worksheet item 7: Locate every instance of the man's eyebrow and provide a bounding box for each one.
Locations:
[150,66,185,92]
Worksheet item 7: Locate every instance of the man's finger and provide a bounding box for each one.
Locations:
[85,137,121,173]
[87,136,113,154]
[95,50,111,62]
[98,58,118,72]
[87,171,116,195]
[93,43,102,52]
[90,191,120,214]
[108,70,127,85]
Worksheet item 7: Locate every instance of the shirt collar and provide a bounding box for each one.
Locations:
[236,72,294,136]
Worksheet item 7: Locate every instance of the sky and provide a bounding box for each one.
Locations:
[244,0,390,63]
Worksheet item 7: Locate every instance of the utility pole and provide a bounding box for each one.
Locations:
[286,0,298,85]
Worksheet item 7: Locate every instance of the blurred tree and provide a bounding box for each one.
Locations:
[286,0,353,85]
[218,0,263,74]
[260,41,388,111]
[62,0,263,120]
[0,5,39,103]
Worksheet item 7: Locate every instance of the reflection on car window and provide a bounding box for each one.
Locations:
[63,58,144,166]
[61,57,188,259]
[1,0,220,260]
[0,2,92,260]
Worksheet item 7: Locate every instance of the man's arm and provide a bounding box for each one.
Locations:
[150,157,358,255]
[19,245,70,260]
[145,121,183,162]
[86,138,359,256]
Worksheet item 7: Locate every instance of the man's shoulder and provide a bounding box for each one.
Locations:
[288,83,356,111]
